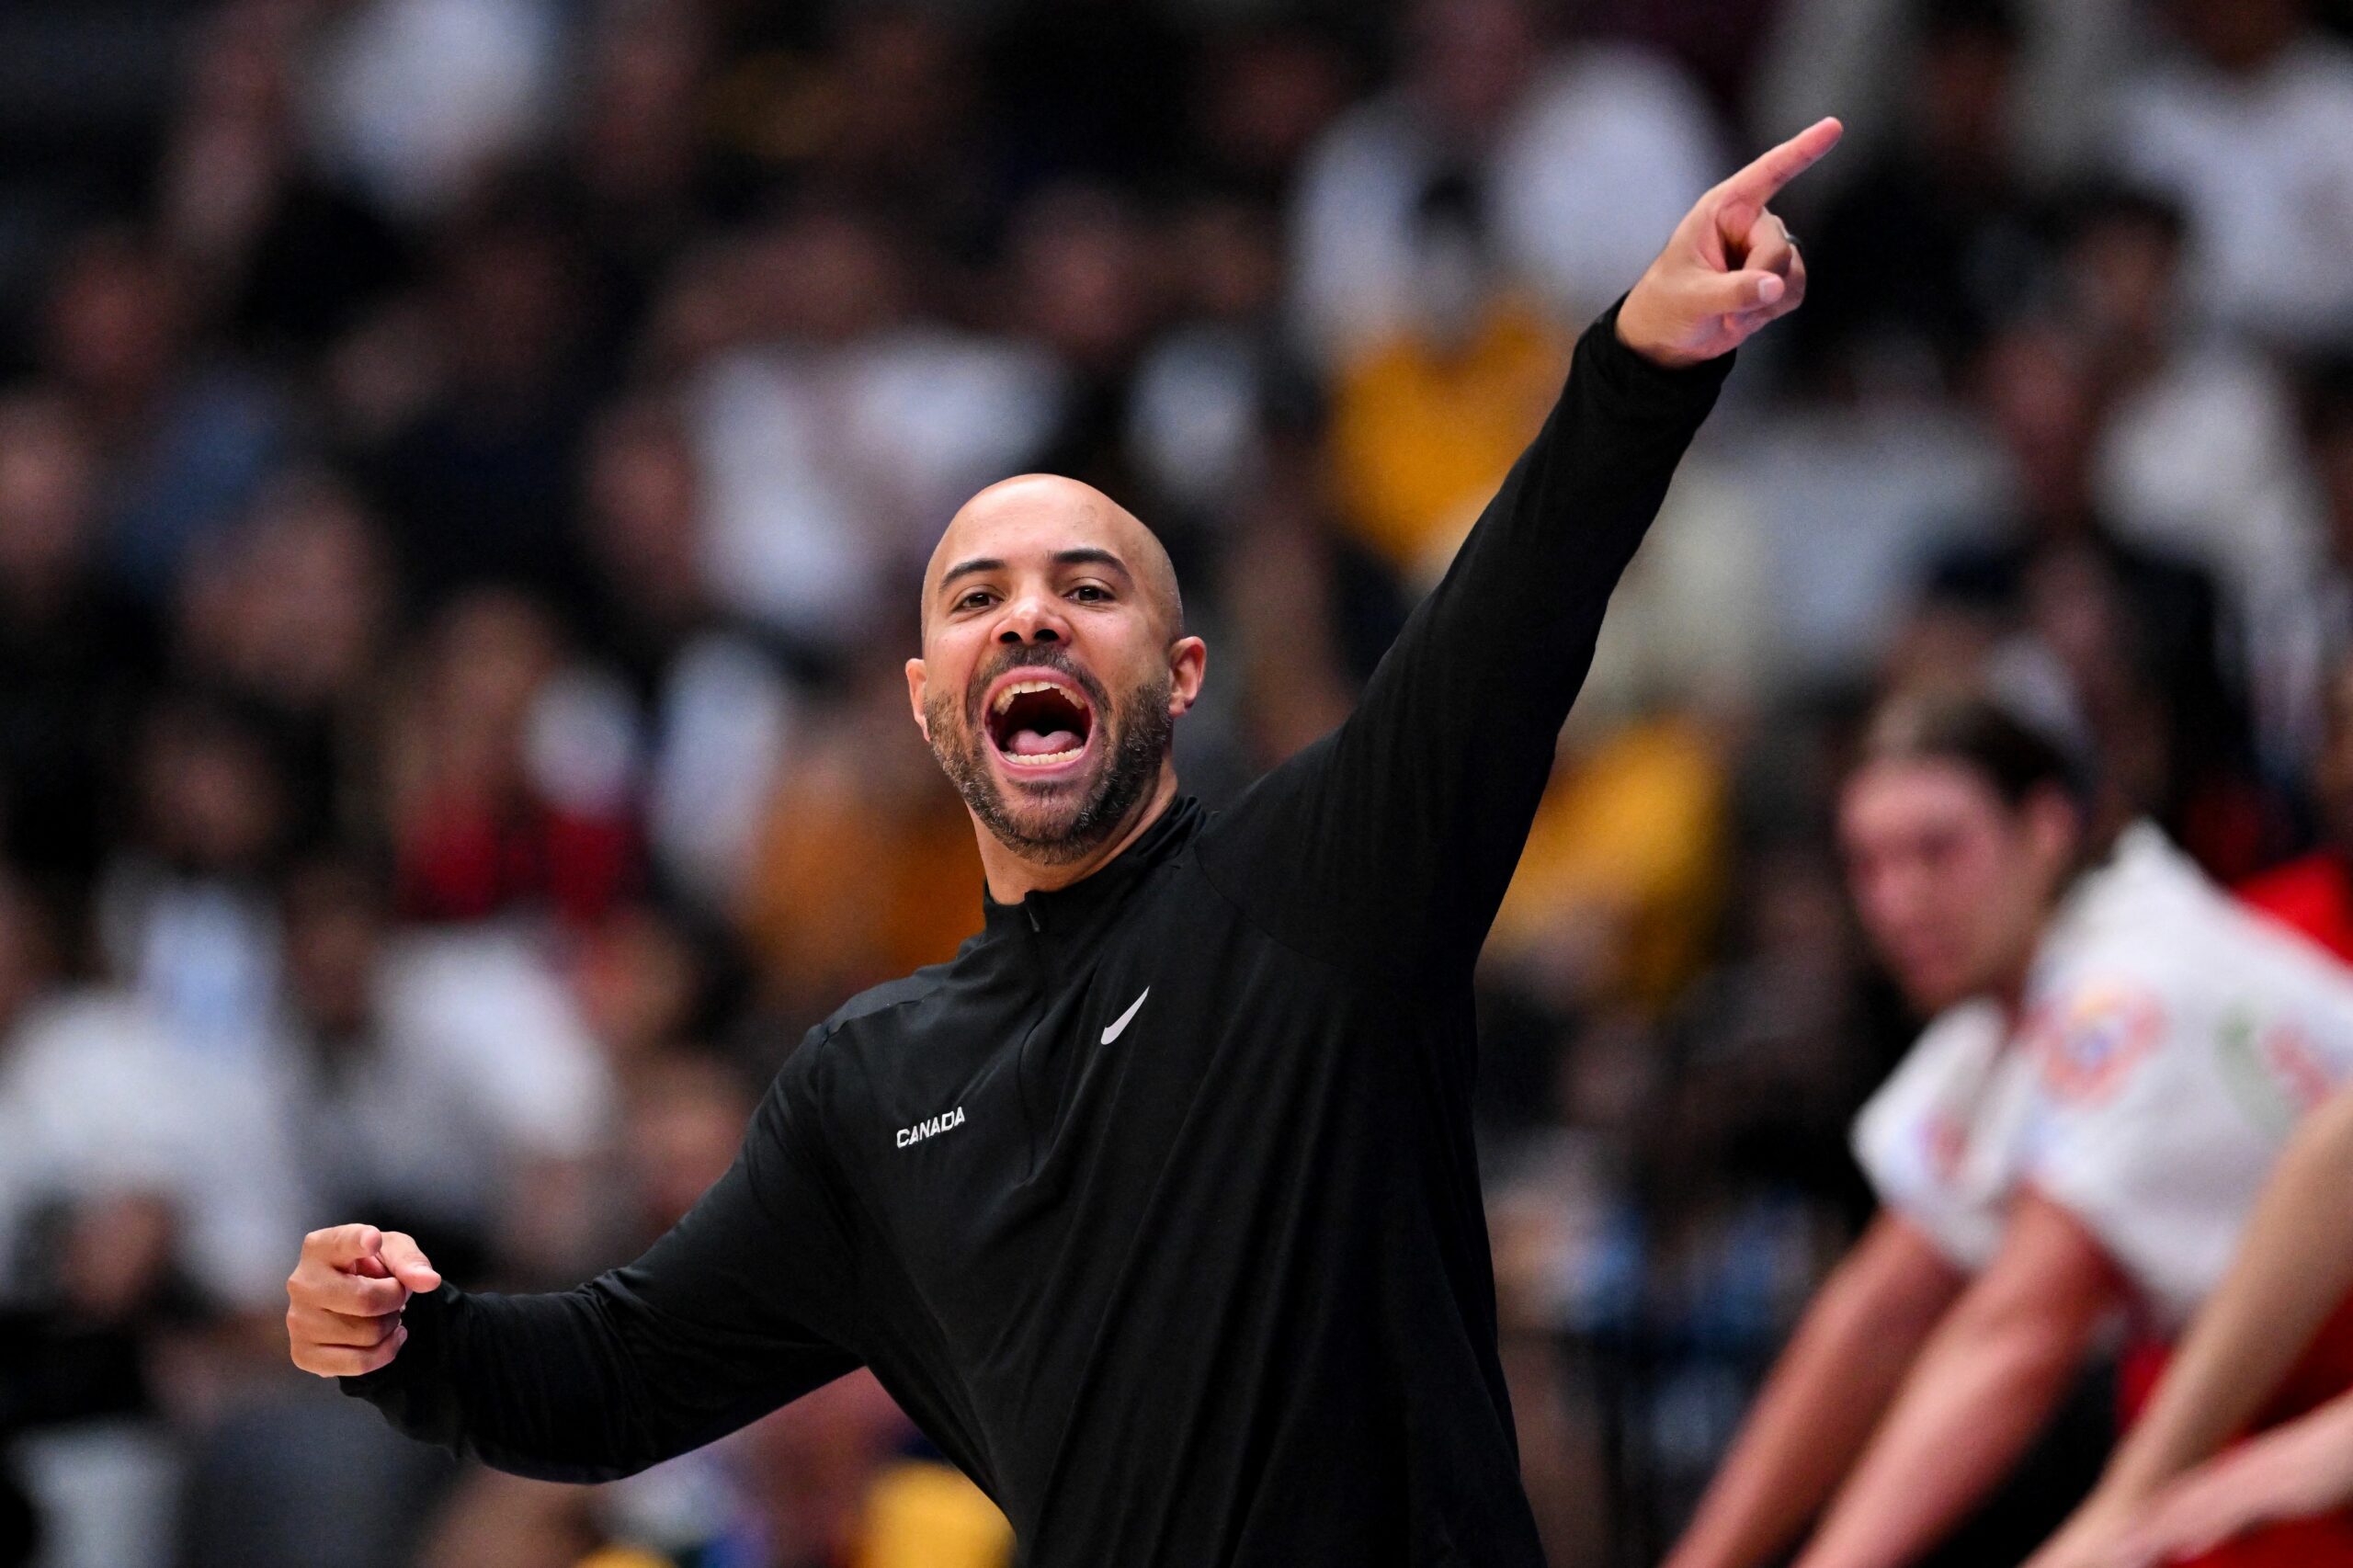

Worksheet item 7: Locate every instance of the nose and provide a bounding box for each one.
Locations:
[995,589,1068,646]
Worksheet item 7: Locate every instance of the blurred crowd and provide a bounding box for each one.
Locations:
[4,0,2353,1564]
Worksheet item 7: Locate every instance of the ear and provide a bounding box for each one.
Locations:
[2022,786,2079,883]
[1166,636,1208,718]
[905,657,931,742]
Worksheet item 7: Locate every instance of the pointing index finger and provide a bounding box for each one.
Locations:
[1722,117,1844,209]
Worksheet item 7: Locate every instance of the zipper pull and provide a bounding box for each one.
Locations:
[1026,902,1042,933]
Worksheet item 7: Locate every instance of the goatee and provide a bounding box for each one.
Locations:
[926,651,1173,865]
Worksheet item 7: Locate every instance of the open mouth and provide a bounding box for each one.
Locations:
[985,674,1096,771]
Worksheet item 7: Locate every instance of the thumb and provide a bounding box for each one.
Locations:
[1695,268,1785,315]
[379,1231,442,1292]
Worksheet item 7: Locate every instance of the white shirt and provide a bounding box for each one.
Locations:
[0,992,299,1312]
[1854,823,2353,1328]
[2111,40,2353,347]
[267,926,612,1233]
[1289,46,1719,369]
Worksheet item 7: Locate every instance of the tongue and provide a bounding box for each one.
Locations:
[1008,727,1083,756]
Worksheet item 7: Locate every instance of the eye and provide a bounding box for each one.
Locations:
[955,589,995,610]
[1070,584,1112,603]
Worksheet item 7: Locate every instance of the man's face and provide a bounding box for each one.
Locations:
[1838,759,2073,1014]
[908,480,1204,864]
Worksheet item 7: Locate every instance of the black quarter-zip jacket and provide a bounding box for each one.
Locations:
[346,304,1733,1566]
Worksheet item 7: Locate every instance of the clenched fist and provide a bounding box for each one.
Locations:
[1617,116,1843,369]
[286,1223,442,1377]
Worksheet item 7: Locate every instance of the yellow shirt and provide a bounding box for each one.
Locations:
[1330,300,1573,583]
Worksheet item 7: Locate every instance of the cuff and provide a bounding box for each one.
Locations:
[338,1281,453,1400]
[1582,295,1737,415]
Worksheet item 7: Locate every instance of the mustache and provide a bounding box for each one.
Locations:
[961,645,1109,729]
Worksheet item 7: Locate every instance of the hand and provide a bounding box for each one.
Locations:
[2110,1401,2353,1567]
[1617,117,1843,368]
[286,1222,442,1378]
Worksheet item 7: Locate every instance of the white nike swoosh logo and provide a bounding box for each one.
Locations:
[1101,987,1150,1044]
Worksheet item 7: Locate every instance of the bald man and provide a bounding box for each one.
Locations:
[288,120,1841,1566]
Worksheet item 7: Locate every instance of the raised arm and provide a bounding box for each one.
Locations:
[1791,1193,2130,1568]
[1199,120,1840,976]
[289,1072,864,1483]
[1664,1213,1968,1568]
[2028,1085,2353,1568]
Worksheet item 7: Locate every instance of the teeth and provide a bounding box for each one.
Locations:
[1001,747,1084,767]
[994,678,1074,715]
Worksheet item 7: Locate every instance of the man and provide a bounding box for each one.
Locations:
[1664,692,2353,1568]
[285,119,1842,1567]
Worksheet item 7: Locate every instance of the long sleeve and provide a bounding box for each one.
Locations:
[1199,299,1732,979]
[340,1063,865,1483]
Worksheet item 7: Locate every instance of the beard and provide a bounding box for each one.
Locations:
[926,647,1174,865]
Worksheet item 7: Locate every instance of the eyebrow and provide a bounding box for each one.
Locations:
[938,549,1134,595]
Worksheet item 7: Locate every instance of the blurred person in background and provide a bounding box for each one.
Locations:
[97,691,294,1061]
[0,391,154,909]
[2062,184,2328,773]
[1919,318,2272,877]
[687,199,1058,664]
[1003,183,1169,522]
[158,0,415,368]
[1124,192,1305,534]
[2304,358,2353,708]
[262,852,611,1289]
[0,866,297,1568]
[365,191,608,614]
[40,226,288,604]
[384,587,642,926]
[1791,0,2046,392]
[2109,0,2353,349]
[1665,689,2353,1568]
[299,0,570,225]
[573,396,798,918]
[1290,0,1720,367]
[1328,171,1573,587]
[2029,1085,2353,1568]
[170,470,395,851]
[737,650,983,1042]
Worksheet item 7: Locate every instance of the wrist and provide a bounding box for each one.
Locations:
[1613,286,1699,369]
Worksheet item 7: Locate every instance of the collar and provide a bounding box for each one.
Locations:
[980,795,1203,937]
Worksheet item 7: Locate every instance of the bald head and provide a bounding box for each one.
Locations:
[921,473,1183,643]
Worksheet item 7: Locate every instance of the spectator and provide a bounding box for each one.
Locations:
[160,0,415,363]
[574,398,796,914]
[96,693,293,1061]
[384,589,642,927]
[2110,0,2353,347]
[1326,173,1572,585]
[687,202,1057,661]
[171,470,394,850]
[2065,185,2327,767]
[42,227,288,602]
[0,392,154,903]
[1790,0,2049,389]
[366,194,606,613]
[300,0,570,222]
[738,655,982,1039]
[1921,320,2268,875]
[1290,0,1719,366]
[259,853,611,1287]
